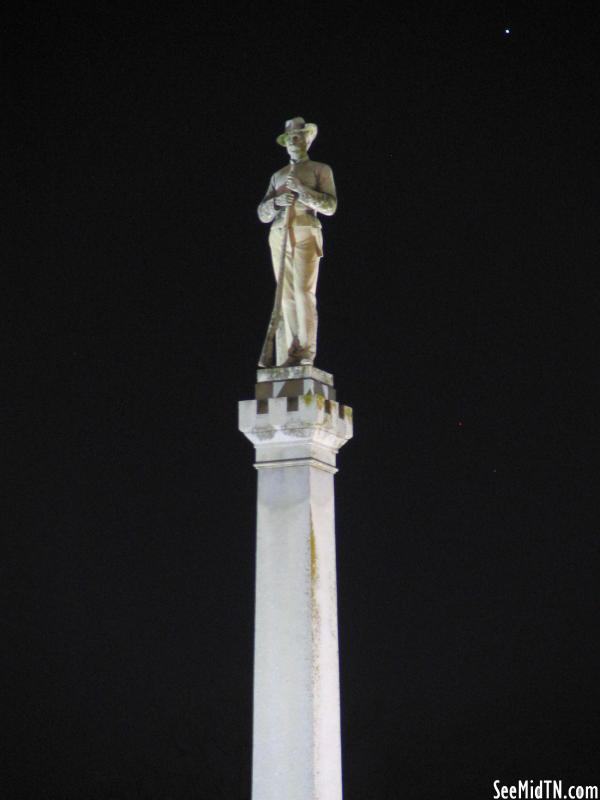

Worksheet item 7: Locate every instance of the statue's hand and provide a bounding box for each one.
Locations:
[274,192,295,207]
[285,175,305,193]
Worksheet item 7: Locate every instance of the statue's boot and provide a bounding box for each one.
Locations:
[282,337,312,367]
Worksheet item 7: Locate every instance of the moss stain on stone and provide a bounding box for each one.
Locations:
[310,522,318,583]
[310,515,321,680]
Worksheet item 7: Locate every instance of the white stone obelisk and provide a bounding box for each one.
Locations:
[239,365,353,800]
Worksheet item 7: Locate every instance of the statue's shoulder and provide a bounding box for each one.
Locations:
[307,160,333,173]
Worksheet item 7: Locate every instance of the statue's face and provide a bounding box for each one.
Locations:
[285,130,309,160]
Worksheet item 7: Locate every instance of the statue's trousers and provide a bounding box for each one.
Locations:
[268,225,323,364]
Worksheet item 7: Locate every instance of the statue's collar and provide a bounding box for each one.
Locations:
[289,155,309,165]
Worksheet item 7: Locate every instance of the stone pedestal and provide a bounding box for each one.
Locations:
[239,366,353,800]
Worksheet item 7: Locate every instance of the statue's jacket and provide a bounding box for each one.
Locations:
[258,158,337,230]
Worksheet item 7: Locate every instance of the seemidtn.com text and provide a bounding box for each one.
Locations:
[493,781,598,799]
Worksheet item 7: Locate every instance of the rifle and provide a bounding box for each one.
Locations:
[258,165,295,368]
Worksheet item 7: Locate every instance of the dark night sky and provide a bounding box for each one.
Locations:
[6,3,599,798]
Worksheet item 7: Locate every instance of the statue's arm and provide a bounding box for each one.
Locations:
[296,165,337,216]
[257,178,277,223]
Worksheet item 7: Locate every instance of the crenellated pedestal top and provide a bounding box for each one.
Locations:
[239,366,353,472]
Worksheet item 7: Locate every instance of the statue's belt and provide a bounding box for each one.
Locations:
[271,211,320,230]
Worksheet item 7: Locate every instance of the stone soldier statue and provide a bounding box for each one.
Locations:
[258,118,337,367]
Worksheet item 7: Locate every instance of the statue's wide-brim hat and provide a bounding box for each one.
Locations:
[276,117,318,147]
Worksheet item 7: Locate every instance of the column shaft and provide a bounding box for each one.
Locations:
[252,464,342,800]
